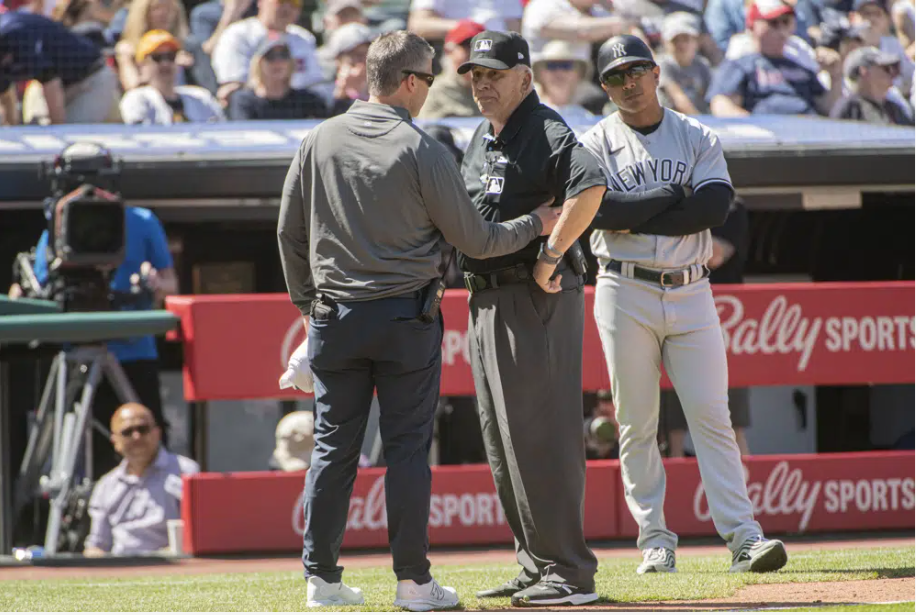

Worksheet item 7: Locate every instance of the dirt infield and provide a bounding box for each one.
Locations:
[4,535,913,610]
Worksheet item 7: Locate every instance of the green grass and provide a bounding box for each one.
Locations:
[0,546,912,611]
[775,602,915,612]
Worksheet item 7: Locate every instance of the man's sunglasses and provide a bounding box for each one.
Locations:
[878,63,900,76]
[119,424,153,438]
[603,63,654,87]
[264,48,291,62]
[766,14,795,29]
[149,51,178,64]
[402,69,435,87]
[545,60,576,71]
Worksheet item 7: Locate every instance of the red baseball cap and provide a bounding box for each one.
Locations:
[746,0,795,27]
[446,20,486,46]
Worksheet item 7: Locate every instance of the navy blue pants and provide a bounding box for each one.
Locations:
[302,294,441,584]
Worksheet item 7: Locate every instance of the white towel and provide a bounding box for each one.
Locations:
[278,338,314,394]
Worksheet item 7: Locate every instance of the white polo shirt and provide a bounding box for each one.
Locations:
[212,17,323,90]
[409,0,523,31]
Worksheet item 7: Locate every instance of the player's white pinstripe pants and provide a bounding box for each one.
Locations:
[594,272,763,553]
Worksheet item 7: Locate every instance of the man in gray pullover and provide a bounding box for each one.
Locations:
[278,30,558,612]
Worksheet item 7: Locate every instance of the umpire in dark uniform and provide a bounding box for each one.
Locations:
[278,30,559,611]
[457,31,608,607]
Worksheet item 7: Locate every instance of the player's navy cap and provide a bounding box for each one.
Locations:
[597,35,655,81]
[457,31,531,74]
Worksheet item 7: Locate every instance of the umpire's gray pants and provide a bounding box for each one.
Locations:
[468,275,597,589]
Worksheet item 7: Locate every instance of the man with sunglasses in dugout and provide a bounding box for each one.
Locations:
[83,403,199,557]
[708,0,843,116]
[456,30,608,607]
[120,30,224,125]
[278,30,559,610]
[579,34,788,576]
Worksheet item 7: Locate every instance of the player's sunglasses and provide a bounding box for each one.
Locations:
[119,424,153,438]
[402,69,435,87]
[263,47,291,62]
[545,60,576,71]
[149,51,178,64]
[603,63,654,87]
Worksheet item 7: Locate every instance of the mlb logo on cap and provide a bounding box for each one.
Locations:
[475,39,493,51]
[458,31,531,74]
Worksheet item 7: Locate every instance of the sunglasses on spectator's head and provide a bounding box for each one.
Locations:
[264,47,291,62]
[280,0,302,7]
[149,51,177,63]
[402,69,435,87]
[766,14,795,29]
[603,63,654,87]
[119,424,153,438]
[545,60,576,71]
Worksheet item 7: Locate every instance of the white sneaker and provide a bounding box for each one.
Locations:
[393,578,459,612]
[636,547,677,574]
[730,535,788,573]
[306,576,365,607]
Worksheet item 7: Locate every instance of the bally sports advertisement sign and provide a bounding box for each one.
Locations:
[166,282,915,400]
[181,452,914,555]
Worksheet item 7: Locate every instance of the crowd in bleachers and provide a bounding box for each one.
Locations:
[1,0,913,127]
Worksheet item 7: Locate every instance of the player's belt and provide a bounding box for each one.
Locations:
[605,260,709,288]
[463,264,531,294]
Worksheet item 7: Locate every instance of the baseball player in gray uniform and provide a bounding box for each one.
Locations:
[578,35,788,575]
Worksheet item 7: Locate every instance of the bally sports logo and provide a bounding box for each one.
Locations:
[693,461,915,533]
[291,476,507,536]
[715,294,915,372]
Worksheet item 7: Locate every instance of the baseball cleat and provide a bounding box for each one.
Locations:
[637,547,677,574]
[306,576,364,607]
[730,536,788,573]
[393,578,459,611]
[511,581,599,607]
[476,576,532,598]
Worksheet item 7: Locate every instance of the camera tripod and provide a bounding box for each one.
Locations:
[16,345,138,555]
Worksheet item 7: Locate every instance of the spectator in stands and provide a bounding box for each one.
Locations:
[228,36,329,119]
[317,0,367,81]
[531,39,596,122]
[891,0,915,58]
[52,0,118,47]
[269,410,315,471]
[120,30,224,123]
[115,0,190,90]
[707,0,842,115]
[850,0,915,94]
[831,45,915,122]
[408,0,523,41]
[522,0,638,60]
[0,11,121,125]
[657,11,712,114]
[185,0,259,94]
[323,22,374,114]
[212,0,323,106]
[705,0,814,53]
[322,0,366,33]
[417,19,483,118]
[83,403,199,557]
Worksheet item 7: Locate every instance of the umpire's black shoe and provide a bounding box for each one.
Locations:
[476,577,532,599]
[510,581,599,607]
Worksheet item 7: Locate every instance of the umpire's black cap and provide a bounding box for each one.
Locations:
[457,30,531,74]
[597,35,656,81]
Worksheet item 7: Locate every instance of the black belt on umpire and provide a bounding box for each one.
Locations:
[464,263,533,294]
[604,260,709,289]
